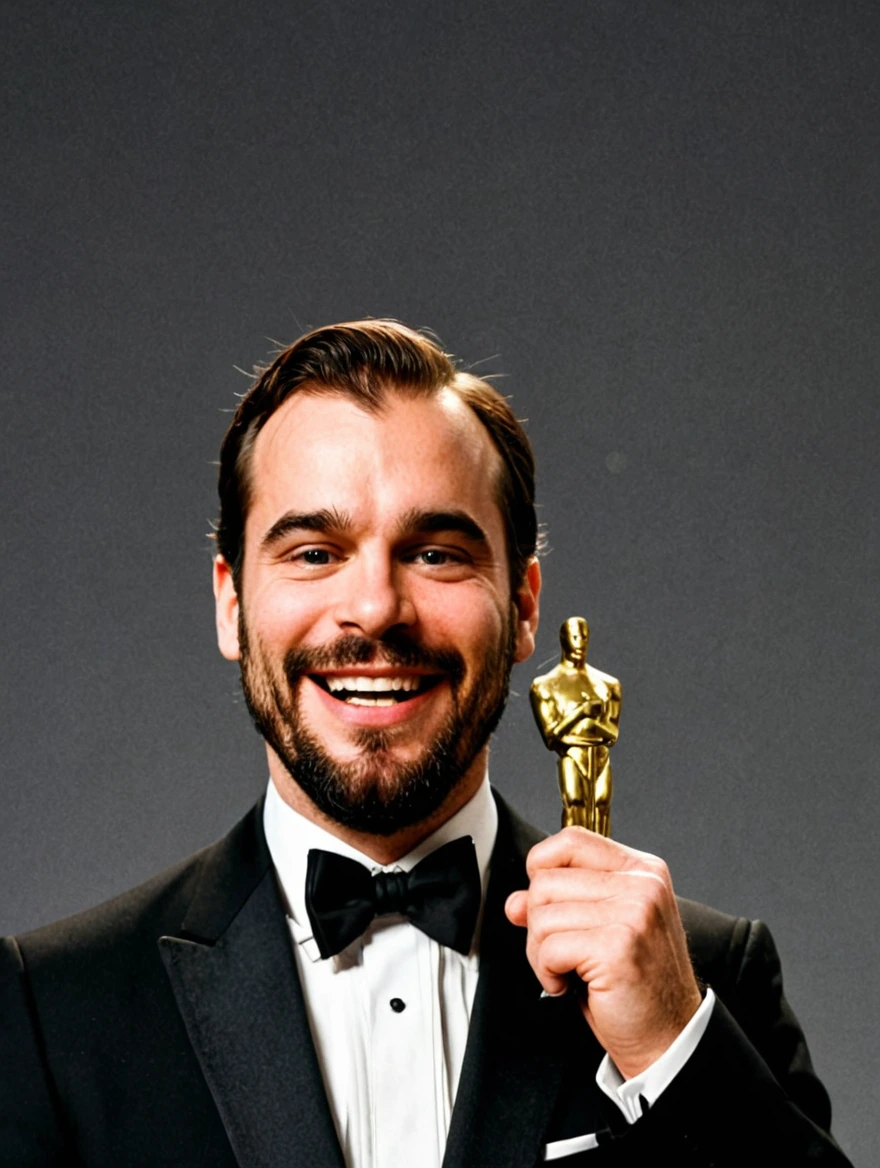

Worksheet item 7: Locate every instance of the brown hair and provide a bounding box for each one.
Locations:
[216,320,538,589]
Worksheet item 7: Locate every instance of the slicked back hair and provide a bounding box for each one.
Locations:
[216,320,538,591]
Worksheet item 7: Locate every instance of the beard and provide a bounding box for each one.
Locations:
[237,617,516,835]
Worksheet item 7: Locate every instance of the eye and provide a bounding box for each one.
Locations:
[404,546,471,574]
[287,546,339,568]
[415,548,457,566]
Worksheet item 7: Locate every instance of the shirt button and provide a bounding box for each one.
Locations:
[389,998,406,1013]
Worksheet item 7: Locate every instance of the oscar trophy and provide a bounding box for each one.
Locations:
[529,618,622,837]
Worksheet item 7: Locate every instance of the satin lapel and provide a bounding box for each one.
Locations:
[442,794,607,1168]
[158,804,344,1168]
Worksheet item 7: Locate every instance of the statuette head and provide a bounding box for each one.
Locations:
[560,616,589,666]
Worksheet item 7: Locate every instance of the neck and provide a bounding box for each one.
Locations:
[266,747,489,864]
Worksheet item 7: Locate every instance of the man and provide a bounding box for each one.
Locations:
[0,321,850,1166]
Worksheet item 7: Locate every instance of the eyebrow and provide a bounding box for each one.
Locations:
[259,508,353,551]
[395,509,490,547]
[258,507,490,553]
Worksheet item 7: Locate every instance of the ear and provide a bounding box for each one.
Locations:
[213,555,241,661]
[512,557,541,664]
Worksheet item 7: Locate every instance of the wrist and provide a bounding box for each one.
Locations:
[610,987,704,1080]
[596,989,717,1122]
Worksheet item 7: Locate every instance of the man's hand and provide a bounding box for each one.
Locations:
[504,827,703,1079]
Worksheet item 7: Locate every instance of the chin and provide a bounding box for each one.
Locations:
[275,732,473,837]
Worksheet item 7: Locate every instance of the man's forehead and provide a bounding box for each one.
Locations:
[246,387,505,521]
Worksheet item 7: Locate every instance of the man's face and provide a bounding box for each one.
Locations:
[214,388,539,835]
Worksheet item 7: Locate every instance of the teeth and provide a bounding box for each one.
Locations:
[348,696,397,707]
[325,676,423,693]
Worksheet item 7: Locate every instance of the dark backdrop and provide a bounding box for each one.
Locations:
[2,2,876,1161]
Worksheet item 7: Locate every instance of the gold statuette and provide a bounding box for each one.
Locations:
[530,618,622,836]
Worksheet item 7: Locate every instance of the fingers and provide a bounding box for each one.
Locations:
[540,827,658,871]
[504,827,702,1072]
[525,827,622,876]
[525,900,693,999]
[526,826,667,878]
[505,886,675,992]
[524,896,663,950]
[533,923,636,991]
[526,865,668,909]
[505,831,672,929]
[505,826,691,1000]
[506,892,569,994]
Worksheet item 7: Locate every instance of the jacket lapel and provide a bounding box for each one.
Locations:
[158,802,345,1168]
[443,794,608,1168]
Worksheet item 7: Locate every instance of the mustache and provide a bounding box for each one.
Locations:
[282,633,466,686]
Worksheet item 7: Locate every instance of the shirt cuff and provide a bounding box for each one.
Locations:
[595,987,717,1123]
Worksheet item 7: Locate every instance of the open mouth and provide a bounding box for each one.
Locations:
[309,674,443,707]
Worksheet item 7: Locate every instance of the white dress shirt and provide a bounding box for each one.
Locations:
[264,776,496,1168]
[263,775,714,1165]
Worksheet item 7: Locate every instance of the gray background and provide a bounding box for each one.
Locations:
[1,1,876,1161]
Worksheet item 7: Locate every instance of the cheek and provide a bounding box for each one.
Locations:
[418,585,510,654]
[241,578,329,643]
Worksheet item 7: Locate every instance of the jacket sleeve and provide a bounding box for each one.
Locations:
[600,918,853,1166]
[0,936,71,1165]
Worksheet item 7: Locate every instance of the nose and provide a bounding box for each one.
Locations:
[332,545,416,640]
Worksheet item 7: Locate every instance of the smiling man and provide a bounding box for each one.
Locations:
[217,386,529,855]
[0,321,851,1166]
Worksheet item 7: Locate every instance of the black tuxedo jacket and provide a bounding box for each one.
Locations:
[1,793,850,1167]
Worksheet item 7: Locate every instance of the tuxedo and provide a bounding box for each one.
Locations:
[0,792,850,1166]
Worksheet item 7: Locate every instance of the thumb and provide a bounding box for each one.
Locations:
[505,890,528,927]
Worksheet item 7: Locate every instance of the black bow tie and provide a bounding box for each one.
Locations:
[304,836,481,960]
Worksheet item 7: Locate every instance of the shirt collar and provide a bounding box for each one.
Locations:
[264,769,498,949]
